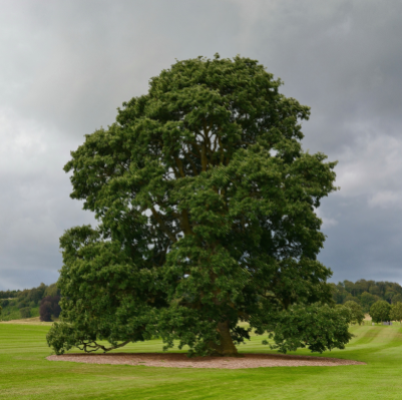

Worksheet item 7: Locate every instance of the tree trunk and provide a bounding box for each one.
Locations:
[208,321,239,357]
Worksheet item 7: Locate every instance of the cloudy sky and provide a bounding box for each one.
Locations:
[1,0,402,290]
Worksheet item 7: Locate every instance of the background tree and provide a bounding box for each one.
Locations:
[40,296,61,322]
[19,307,31,319]
[44,283,60,298]
[390,302,402,324]
[16,283,47,309]
[392,294,402,304]
[330,280,401,311]
[360,292,379,312]
[370,300,391,324]
[0,289,20,299]
[343,301,364,325]
[343,294,360,304]
[47,55,351,356]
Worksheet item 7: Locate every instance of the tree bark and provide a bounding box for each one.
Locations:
[209,321,239,357]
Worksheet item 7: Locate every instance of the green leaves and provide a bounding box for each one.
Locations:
[370,300,391,323]
[49,55,344,356]
[390,302,402,323]
[263,304,353,354]
[343,301,365,325]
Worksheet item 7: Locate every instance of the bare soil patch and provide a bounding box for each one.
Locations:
[47,352,365,369]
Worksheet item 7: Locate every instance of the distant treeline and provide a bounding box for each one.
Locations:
[0,289,20,299]
[0,282,60,320]
[330,279,402,312]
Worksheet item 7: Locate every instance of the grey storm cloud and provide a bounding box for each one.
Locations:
[1,0,402,289]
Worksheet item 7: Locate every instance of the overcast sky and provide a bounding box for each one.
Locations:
[1,0,402,290]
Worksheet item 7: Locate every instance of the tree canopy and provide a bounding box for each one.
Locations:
[40,296,61,322]
[370,300,391,324]
[390,302,402,324]
[330,279,402,311]
[343,301,364,325]
[47,54,351,356]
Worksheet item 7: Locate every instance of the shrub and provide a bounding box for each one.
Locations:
[40,296,61,322]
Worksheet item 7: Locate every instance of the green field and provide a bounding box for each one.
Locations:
[1,322,402,399]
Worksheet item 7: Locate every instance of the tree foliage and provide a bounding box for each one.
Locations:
[370,300,391,323]
[390,302,402,324]
[264,304,352,353]
[40,296,61,322]
[343,301,364,325]
[19,307,31,319]
[0,289,20,300]
[47,55,350,356]
[330,279,402,312]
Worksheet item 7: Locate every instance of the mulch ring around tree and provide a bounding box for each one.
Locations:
[47,353,365,369]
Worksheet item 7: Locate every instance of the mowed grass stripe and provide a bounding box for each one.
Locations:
[352,326,384,345]
[350,326,402,358]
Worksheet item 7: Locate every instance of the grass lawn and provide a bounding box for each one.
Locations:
[1,322,402,399]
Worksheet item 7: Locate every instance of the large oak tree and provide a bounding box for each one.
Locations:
[47,55,351,356]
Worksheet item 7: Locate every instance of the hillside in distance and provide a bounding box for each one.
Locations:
[330,279,402,312]
[0,283,59,321]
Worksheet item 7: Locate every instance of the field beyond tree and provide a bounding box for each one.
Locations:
[1,321,402,399]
